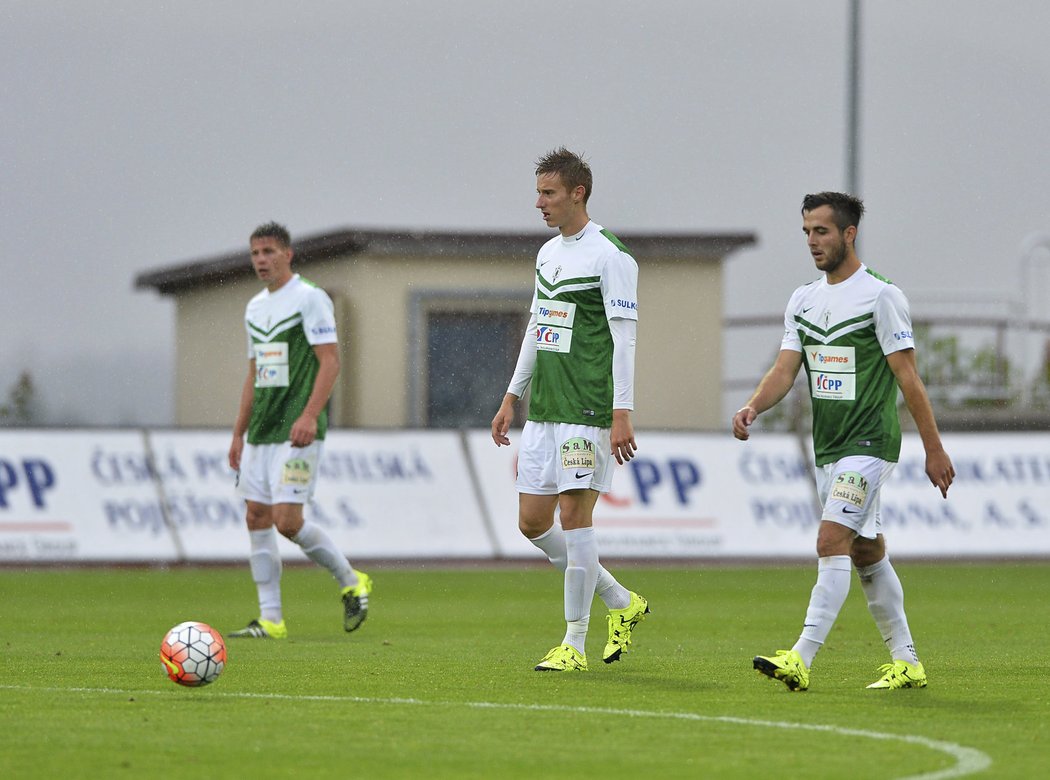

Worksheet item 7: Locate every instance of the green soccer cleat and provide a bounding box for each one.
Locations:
[534,644,588,672]
[228,618,287,639]
[604,591,650,663]
[866,659,927,689]
[753,649,809,691]
[341,571,373,632]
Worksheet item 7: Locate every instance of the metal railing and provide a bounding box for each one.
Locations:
[724,314,1050,431]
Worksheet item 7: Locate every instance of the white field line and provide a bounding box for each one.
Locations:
[2,685,992,779]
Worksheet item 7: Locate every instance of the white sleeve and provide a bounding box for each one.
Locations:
[245,317,255,360]
[601,251,639,321]
[875,284,915,355]
[610,316,636,410]
[506,312,538,398]
[302,288,338,346]
[780,288,804,353]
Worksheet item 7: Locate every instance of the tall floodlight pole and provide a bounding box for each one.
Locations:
[846,0,862,196]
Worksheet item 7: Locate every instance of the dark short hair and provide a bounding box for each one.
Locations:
[801,192,865,231]
[250,221,291,247]
[535,147,593,203]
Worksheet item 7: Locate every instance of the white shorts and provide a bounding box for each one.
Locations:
[515,421,613,495]
[236,441,324,505]
[816,455,896,539]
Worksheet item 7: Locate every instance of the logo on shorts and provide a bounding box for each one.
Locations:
[282,457,312,486]
[561,437,596,470]
[831,471,868,508]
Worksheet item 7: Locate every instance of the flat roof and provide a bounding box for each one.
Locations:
[135,226,757,294]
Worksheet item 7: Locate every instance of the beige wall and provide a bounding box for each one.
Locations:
[337,254,528,427]
[637,257,723,429]
[174,274,266,428]
[173,249,726,430]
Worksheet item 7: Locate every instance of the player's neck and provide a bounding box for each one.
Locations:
[267,271,295,293]
[826,254,862,285]
[559,213,590,238]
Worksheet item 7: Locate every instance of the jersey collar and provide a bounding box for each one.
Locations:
[560,221,593,244]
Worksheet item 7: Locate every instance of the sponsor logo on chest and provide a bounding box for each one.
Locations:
[536,325,573,353]
[805,345,856,401]
[254,342,289,388]
[537,301,577,327]
[536,301,576,353]
[805,345,855,372]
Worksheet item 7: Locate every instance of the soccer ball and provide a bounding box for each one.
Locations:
[160,621,227,687]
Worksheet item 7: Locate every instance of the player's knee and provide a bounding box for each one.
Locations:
[815,539,836,558]
[274,520,301,540]
[557,493,597,530]
[815,528,853,558]
[518,516,548,539]
[558,509,588,530]
[269,505,304,539]
[850,535,885,567]
[244,502,271,529]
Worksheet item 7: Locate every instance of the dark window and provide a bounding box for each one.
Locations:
[426,311,527,428]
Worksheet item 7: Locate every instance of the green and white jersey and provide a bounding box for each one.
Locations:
[781,265,914,466]
[528,221,639,428]
[243,274,338,445]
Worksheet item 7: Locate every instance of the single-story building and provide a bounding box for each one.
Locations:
[135,227,756,430]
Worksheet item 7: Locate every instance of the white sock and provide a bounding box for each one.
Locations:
[529,524,630,610]
[793,555,852,667]
[291,519,358,590]
[562,527,600,653]
[249,527,283,623]
[857,556,920,664]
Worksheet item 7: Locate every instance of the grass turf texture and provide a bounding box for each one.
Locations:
[1,562,1046,778]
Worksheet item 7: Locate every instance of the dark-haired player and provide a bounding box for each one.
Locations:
[734,193,953,690]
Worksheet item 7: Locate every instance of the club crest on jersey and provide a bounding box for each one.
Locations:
[552,265,562,283]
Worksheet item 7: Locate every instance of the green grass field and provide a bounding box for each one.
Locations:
[2,561,1047,778]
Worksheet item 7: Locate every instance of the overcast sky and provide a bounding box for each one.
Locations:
[3,1,1049,426]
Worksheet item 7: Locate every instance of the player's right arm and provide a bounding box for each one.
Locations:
[491,392,520,447]
[887,347,954,497]
[229,358,256,471]
[492,312,538,446]
[732,349,803,440]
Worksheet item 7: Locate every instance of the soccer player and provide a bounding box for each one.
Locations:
[733,192,954,691]
[491,148,649,672]
[227,222,371,639]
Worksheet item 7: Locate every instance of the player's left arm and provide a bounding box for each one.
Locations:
[610,317,637,465]
[886,348,954,498]
[229,358,256,471]
[493,311,539,447]
[290,342,340,447]
[604,249,639,465]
